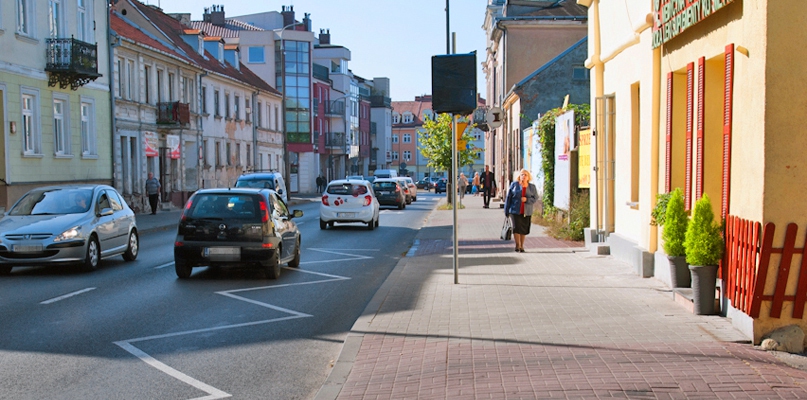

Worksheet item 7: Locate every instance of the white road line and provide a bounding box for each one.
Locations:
[406,239,420,257]
[40,287,96,305]
[114,341,231,400]
[155,261,175,269]
[216,292,312,317]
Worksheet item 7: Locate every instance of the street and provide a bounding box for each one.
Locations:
[0,193,439,399]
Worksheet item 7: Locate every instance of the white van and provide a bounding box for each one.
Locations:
[373,169,399,179]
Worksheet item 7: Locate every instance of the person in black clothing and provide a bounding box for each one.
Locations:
[316,175,324,193]
[481,165,497,208]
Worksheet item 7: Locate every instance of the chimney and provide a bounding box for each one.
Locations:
[303,13,311,31]
[206,4,225,27]
[281,5,295,28]
[319,29,330,45]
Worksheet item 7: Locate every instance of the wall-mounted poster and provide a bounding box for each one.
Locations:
[578,128,591,189]
[144,131,159,158]
[554,110,574,209]
[166,135,180,159]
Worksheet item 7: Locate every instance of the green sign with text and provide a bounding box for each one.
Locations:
[652,0,735,49]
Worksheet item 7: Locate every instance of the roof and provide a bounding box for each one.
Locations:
[392,95,486,127]
[114,0,279,96]
[502,0,588,18]
[189,18,263,38]
[514,36,588,90]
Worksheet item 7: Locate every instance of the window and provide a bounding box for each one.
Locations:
[168,72,175,101]
[201,86,207,114]
[423,110,433,121]
[156,69,164,102]
[17,0,33,36]
[276,40,311,144]
[248,47,265,63]
[403,150,411,161]
[403,133,411,143]
[53,98,68,155]
[573,66,589,81]
[214,89,220,117]
[246,144,251,167]
[403,112,413,124]
[226,142,232,166]
[215,141,222,167]
[202,139,209,167]
[116,59,123,98]
[48,0,62,38]
[392,113,400,124]
[235,143,241,166]
[77,0,87,41]
[107,190,124,211]
[392,134,399,144]
[225,93,230,118]
[392,151,399,161]
[182,76,192,104]
[126,59,134,100]
[21,91,40,155]
[80,99,96,156]
[144,65,151,104]
[234,95,240,120]
[257,101,262,126]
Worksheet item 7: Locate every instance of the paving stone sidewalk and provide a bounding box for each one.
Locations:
[317,195,807,399]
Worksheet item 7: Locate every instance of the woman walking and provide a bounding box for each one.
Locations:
[472,172,481,196]
[504,169,538,252]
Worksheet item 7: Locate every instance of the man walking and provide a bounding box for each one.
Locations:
[145,172,161,215]
[481,165,497,208]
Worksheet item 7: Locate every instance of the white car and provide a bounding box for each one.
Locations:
[320,179,380,230]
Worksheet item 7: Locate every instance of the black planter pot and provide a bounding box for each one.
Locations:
[689,264,718,315]
[668,255,690,288]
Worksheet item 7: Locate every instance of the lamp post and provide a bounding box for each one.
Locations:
[278,21,304,194]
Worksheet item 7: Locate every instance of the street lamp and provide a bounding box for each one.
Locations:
[278,21,304,194]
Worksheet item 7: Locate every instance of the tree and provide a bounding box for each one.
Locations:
[418,113,480,200]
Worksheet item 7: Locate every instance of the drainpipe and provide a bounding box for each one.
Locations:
[108,6,121,189]
[252,90,259,173]
[197,72,208,189]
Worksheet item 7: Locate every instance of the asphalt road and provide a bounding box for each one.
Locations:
[0,192,438,399]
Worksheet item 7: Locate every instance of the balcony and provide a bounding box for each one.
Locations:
[45,37,101,90]
[325,100,345,116]
[157,102,191,125]
[370,95,391,108]
[325,132,347,154]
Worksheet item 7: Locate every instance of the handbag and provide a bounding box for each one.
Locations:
[501,216,513,241]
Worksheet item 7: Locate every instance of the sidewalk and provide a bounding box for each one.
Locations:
[317,194,807,399]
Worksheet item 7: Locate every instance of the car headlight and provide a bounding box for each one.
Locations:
[54,226,82,242]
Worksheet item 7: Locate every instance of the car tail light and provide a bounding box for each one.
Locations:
[395,186,400,192]
[322,194,330,206]
[258,199,270,223]
[364,195,372,206]
[175,241,183,247]
[180,199,193,221]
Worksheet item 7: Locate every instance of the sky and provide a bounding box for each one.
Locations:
[151,0,489,102]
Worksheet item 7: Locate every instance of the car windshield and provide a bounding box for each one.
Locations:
[327,183,369,196]
[186,194,260,219]
[235,179,275,189]
[9,188,93,216]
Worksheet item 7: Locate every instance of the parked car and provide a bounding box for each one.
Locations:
[234,172,288,203]
[173,188,303,279]
[372,179,407,210]
[416,178,429,189]
[435,178,448,194]
[394,177,414,204]
[401,177,418,201]
[0,185,139,274]
[429,177,441,191]
[320,179,380,230]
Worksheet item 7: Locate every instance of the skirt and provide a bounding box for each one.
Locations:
[510,213,531,235]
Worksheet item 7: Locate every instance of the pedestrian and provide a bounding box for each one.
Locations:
[481,165,497,208]
[145,172,161,215]
[458,173,468,199]
[472,172,481,196]
[504,169,538,253]
[316,175,324,193]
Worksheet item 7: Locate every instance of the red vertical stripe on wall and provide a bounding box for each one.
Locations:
[666,72,674,193]
[722,45,734,218]
[685,63,694,210]
[696,57,705,201]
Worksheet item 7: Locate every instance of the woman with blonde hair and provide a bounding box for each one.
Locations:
[472,172,481,196]
[504,169,538,252]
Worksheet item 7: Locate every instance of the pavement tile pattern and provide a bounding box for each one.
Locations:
[329,195,807,399]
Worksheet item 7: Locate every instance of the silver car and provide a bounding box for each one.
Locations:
[0,185,139,274]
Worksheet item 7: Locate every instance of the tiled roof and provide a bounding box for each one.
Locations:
[393,95,486,126]
[189,19,262,38]
[504,0,587,18]
[118,0,279,96]
[112,13,190,63]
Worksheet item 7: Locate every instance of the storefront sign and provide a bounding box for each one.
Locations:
[652,0,735,48]
[578,129,591,189]
[144,131,159,157]
[166,135,180,159]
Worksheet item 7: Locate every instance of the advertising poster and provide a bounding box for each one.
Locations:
[578,128,591,189]
[144,131,159,158]
[167,135,180,159]
[553,110,574,209]
[523,122,544,197]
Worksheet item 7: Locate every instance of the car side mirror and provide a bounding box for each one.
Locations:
[99,208,114,217]
[291,209,303,219]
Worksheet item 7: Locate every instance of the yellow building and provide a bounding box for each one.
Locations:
[583,0,807,342]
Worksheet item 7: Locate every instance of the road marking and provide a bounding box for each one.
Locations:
[406,239,420,257]
[155,261,174,269]
[302,248,379,264]
[40,287,96,304]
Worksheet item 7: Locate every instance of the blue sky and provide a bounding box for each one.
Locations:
[152,0,489,102]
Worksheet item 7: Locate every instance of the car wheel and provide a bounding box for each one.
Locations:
[366,217,375,230]
[375,216,380,228]
[288,238,301,268]
[265,249,281,279]
[320,219,327,230]
[175,259,192,279]
[0,266,11,275]
[82,236,100,272]
[398,201,404,210]
[122,230,139,261]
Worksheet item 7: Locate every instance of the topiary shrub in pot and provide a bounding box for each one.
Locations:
[662,188,689,288]
[684,194,724,314]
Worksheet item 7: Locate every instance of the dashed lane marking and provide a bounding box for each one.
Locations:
[40,287,96,304]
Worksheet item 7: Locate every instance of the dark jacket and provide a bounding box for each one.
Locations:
[504,181,538,216]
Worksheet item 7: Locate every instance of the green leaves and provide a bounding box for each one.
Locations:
[418,113,479,173]
[662,188,687,257]
[684,194,724,266]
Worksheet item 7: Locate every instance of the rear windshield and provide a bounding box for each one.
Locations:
[186,194,260,219]
[373,182,398,191]
[235,179,275,190]
[327,183,369,196]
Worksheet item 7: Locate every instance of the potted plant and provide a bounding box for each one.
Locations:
[684,194,724,315]
[662,188,689,288]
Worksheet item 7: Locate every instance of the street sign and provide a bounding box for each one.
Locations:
[457,139,467,151]
[456,122,468,140]
[487,107,503,129]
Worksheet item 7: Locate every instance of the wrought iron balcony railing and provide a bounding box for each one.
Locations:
[325,132,346,148]
[157,102,191,125]
[45,37,101,90]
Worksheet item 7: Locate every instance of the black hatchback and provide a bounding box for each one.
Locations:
[372,178,406,210]
[173,188,303,279]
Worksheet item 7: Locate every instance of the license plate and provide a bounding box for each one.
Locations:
[337,212,356,218]
[204,247,241,256]
[13,244,43,253]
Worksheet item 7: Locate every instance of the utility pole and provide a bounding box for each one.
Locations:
[445,0,450,54]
